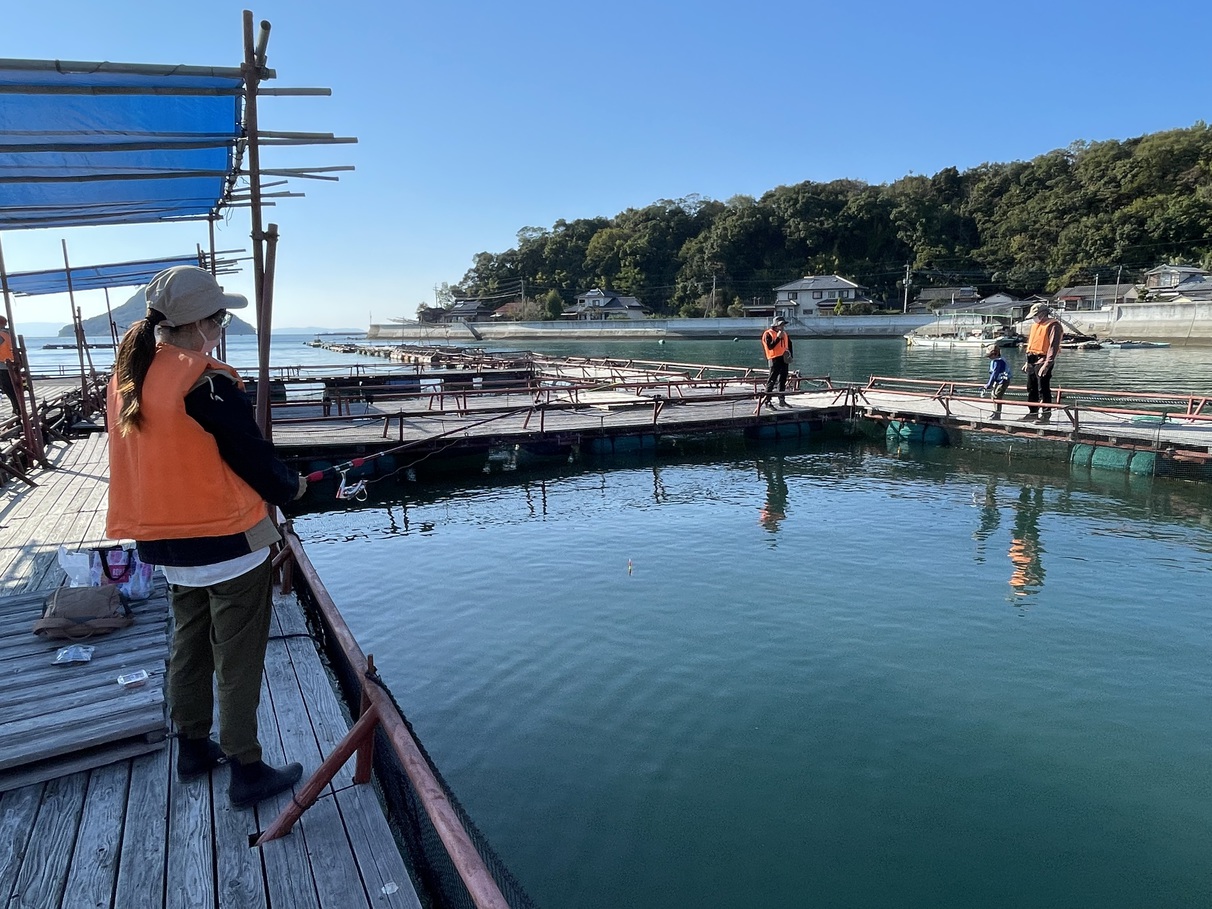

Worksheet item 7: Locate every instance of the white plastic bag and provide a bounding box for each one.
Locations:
[90,546,155,602]
[57,545,93,587]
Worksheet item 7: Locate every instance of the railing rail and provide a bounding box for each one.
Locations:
[272,520,513,909]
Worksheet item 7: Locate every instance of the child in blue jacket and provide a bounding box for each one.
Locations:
[981,344,1011,419]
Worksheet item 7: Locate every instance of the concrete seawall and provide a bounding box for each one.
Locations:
[1055,301,1212,342]
[367,314,936,342]
[368,304,1212,344]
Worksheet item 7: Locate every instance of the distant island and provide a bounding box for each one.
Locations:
[59,294,255,337]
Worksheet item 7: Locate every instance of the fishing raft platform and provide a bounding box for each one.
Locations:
[254,350,1212,483]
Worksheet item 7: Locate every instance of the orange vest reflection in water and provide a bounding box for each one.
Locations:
[1008,486,1045,595]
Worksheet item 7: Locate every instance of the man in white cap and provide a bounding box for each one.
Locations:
[1020,302,1063,422]
[757,315,794,410]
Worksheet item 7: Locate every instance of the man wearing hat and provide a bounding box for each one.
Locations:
[1020,302,1063,422]
[758,315,794,410]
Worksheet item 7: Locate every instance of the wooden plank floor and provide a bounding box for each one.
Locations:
[0,433,422,909]
[855,388,1212,453]
[268,384,847,454]
[265,376,1212,466]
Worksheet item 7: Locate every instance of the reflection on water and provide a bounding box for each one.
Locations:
[757,458,788,535]
[296,437,1212,909]
[1008,484,1046,597]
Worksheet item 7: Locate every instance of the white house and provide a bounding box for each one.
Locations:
[565,288,648,321]
[769,275,866,318]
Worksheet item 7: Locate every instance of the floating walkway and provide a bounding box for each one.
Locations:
[0,434,421,909]
[240,351,1212,484]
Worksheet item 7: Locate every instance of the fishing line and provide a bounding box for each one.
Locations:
[303,374,641,500]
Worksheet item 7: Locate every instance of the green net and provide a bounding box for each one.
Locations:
[292,580,540,909]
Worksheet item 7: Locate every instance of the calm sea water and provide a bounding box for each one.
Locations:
[280,336,1211,909]
[46,333,1212,907]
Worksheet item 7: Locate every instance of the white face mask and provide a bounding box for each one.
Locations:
[196,320,220,353]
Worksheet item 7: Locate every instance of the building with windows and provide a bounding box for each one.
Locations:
[763,275,870,318]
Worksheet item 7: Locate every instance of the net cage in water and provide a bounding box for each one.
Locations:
[291,581,540,909]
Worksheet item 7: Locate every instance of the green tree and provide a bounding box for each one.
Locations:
[542,289,564,320]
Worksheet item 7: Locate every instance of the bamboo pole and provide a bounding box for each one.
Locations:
[0,238,43,464]
[242,11,271,434]
[103,288,118,347]
[257,223,279,437]
[61,241,90,409]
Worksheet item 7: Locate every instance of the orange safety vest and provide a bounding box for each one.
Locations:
[106,346,268,541]
[0,329,12,362]
[762,328,789,360]
[1025,319,1059,356]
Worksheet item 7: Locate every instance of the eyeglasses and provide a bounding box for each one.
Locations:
[209,311,232,328]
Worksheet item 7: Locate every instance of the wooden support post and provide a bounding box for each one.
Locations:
[255,700,381,845]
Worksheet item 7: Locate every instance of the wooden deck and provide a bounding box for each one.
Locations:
[0,434,421,909]
[855,387,1212,458]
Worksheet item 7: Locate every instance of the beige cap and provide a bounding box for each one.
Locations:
[1027,302,1051,318]
[144,266,248,328]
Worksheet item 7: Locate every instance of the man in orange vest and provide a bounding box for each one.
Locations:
[758,316,794,410]
[1019,302,1063,423]
[0,316,19,413]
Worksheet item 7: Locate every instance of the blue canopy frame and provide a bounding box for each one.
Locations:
[0,12,355,435]
[4,253,243,297]
[0,59,249,230]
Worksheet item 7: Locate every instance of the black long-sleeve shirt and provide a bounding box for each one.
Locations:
[184,371,299,506]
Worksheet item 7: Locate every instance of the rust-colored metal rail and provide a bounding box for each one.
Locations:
[267,524,512,909]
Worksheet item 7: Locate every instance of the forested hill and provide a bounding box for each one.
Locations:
[456,123,1212,317]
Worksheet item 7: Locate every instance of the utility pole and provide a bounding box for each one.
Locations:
[1092,272,1099,311]
[902,263,911,313]
[710,274,717,318]
[1112,265,1122,308]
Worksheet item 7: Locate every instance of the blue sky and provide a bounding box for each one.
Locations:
[5,0,1212,329]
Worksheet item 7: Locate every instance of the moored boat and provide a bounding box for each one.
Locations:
[904,311,1024,349]
[1105,339,1172,349]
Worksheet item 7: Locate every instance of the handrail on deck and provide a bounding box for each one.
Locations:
[265,520,512,909]
[863,375,1212,429]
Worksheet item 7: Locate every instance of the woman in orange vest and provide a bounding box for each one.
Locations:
[0,315,20,413]
[1020,302,1063,422]
[758,315,793,410]
[107,265,306,809]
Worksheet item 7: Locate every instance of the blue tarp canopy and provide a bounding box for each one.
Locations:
[3,253,243,297]
[0,58,247,230]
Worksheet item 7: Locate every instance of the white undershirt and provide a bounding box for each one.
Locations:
[159,547,270,588]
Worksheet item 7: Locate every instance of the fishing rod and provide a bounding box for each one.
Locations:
[303,375,636,499]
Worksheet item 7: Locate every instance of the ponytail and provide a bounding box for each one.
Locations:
[113,314,162,435]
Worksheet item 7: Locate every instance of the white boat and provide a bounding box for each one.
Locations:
[904,312,1024,350]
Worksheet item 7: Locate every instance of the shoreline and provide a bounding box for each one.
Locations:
[368,302,1212,344]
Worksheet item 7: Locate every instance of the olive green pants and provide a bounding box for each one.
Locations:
[167,557,272,764]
